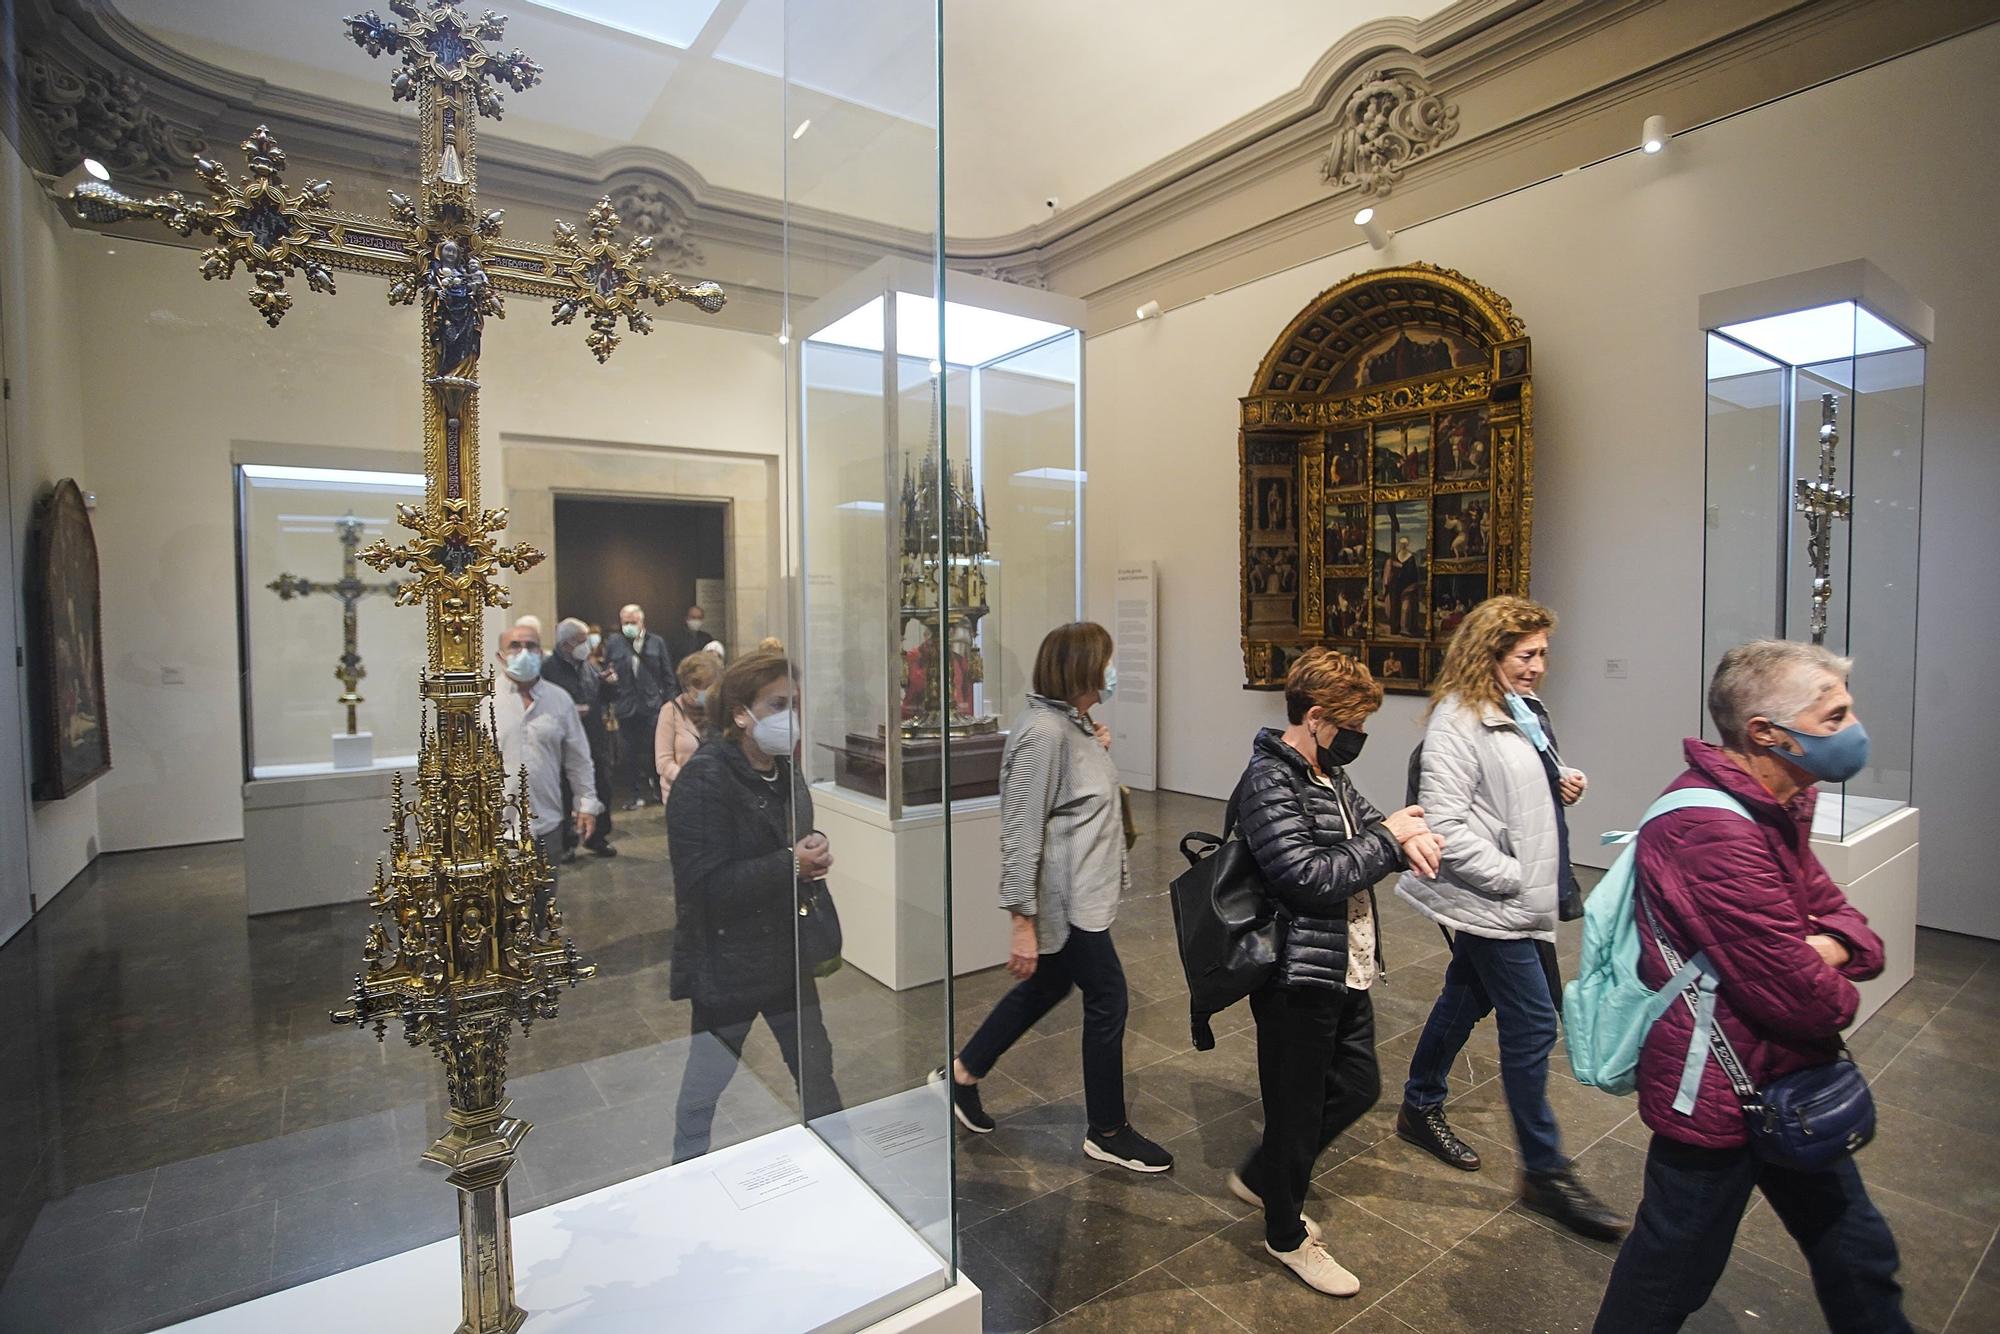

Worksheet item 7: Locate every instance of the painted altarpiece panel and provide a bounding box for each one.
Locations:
[1238,264,1534,691]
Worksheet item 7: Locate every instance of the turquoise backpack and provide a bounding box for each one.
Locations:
[1563,788,1752,1097]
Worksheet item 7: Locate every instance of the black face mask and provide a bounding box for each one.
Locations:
[1318,726,1368,769]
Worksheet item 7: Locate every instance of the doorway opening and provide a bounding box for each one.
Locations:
[551,496,728,641]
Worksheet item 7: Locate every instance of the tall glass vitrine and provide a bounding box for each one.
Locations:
[1701,262,1931,840]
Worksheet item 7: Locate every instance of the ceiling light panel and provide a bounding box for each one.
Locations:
[1715,301,1917,368]
[525,0,723,49]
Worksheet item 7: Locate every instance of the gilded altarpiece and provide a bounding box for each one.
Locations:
[1239,264,1534,691]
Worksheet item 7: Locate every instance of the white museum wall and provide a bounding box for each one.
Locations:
[2,138,102,912]
[1083,26,2000,938]
[61,228,785,854]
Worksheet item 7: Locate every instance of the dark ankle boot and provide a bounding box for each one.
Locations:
[1396,1102,1481,1171]
[1520,1168,1627,1241]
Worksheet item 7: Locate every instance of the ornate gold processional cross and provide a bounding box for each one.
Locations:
[266,513,399,735]
[72,6,726,1331]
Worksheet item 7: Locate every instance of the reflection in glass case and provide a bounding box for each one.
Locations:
[1701,263,1930,840]
[799,259,1085,815]
[237,462,425,776]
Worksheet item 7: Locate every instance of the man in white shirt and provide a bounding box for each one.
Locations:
[493,621,602,889]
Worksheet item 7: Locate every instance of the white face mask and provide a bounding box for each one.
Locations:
[743,707,799,757]
[503,648,542,683]
[587,632,601,649]
[621,622,642,641]
[569,640,591,662]
[686,619,705,634]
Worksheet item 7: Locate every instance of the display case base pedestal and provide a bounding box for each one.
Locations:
[329,730,375,770]
[829,731,1006,805]
[160,1120,974,1333]
[1813,803,1919,1030]
[813,784,1011,990]
[241,763,411,916]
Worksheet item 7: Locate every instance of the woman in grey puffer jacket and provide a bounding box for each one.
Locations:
[1228,649,1441,1300]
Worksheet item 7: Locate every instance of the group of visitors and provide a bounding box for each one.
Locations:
[488,602,730,866]
[933,607,1905,1332]
[605,592,1899,1332]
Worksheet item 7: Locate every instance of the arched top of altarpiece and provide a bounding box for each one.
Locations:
[1246,263,1527,401]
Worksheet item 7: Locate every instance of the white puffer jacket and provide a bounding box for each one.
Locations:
[1395,694,1561,942]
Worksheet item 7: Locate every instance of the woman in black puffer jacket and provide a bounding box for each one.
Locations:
[666,649,841,1161]
[1225,648,1442,1300]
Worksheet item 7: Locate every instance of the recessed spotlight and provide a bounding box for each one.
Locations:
[1135,300,1162,321]
[791,119,811,141]
[1642,114,1668,154]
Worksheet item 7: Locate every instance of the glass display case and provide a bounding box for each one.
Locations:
[1701,262,1930,840]
[237,461,426,776]
[798,259,1085,816]
[1,0,972,1329]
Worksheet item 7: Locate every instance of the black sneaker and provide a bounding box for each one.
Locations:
[930,1067,994,1133]
[588,842,620,858]
[1520,1169,1628,1241]
[1084,1124,1174,1173]
[1396,1102,1482,1171]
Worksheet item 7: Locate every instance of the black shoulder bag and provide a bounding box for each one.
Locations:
[1169,776,1284,1051]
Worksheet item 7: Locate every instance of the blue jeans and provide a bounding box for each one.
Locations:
[1594,1133,1909,1333]
[1402,931,1564,1174]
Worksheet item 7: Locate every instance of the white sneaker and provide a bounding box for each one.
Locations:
[1226,1170,1323,1242]
[1264,1237,1360,1297]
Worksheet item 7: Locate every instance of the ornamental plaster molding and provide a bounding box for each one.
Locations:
[1318,68,1460,199]
[14,43,207,186]
[602,179,705,271]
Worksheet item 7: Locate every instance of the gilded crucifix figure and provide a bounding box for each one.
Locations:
[266,512,399,735]
[71,5,726,1331]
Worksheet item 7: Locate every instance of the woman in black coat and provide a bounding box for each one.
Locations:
[666,649,841,1160]
[1228,648,1442,1300]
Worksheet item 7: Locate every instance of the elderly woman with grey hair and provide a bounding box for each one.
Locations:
[1593,640,1903,1334]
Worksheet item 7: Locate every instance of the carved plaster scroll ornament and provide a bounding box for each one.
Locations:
[603,180,706,270]
[1320,68,1461,199]
[18,48,208,187]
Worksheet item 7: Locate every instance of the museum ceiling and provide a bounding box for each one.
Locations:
[6,0,1995,327]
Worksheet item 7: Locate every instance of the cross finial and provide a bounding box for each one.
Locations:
[345,3,544,118]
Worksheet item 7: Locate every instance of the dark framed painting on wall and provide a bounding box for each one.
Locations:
[1236,263,1536,691]
[28,478,111,799]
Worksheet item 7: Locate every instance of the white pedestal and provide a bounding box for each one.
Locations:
[164,1122,973,1334]
[241,762,412,916]
[1812,804,1919,1030]
[813,784,1011,991]
[329,731,375,770]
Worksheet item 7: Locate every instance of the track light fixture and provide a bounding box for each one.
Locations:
[1135,300,1162,321]
[1354,207,1392,251]
[49,158,110,199]
[1642,114,1668,155]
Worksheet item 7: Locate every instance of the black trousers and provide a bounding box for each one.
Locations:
[1594,1133,1909,1334]
[1242,985,1380,1250]
[673,978,840,1163]
[958,926,1129,1132]
[615,705,661,803]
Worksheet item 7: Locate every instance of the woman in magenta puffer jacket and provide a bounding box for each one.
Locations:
[1593,641,1907,1334]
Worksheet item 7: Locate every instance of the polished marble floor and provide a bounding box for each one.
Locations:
[0,787,1996,1333]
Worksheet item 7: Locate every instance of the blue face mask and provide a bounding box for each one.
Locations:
[1764,719,1870,784]
[1099,663,1118,702]
[1503,692,1550,752]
